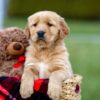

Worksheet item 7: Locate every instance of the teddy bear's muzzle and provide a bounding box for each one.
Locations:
[7,42,25,56]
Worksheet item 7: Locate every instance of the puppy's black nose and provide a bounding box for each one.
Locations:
[37,31,45,38]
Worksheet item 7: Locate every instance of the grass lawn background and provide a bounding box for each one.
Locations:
[4,17,100,100]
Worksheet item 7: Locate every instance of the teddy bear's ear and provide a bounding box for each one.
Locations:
[59,18,70,39]
[24,25,30,39]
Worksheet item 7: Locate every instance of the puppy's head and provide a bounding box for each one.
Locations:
[26,11,69,48]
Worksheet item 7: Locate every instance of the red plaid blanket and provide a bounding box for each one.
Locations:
[0,76,51,100]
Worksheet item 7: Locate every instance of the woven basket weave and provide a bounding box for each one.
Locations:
[60,74,82,100]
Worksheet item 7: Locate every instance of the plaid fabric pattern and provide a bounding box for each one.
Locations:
[0,76,51,100]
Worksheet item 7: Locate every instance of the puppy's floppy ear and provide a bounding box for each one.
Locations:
[24,25,30,39]
[59,18,70,39]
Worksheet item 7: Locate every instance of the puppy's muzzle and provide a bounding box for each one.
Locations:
[37,31,45,39]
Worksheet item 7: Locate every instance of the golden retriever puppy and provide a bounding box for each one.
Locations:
[20,11,73,100]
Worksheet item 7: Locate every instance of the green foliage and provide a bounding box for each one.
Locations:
[8,0,100,19]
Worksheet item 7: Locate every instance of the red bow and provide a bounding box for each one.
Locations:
[13,56,25,68]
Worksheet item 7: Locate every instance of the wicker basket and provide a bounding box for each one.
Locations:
[60,74,82,100]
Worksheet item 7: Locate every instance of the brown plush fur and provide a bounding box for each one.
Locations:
[0,27,29,77]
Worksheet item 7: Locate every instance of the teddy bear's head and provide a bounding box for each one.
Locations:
[0,27,29,60]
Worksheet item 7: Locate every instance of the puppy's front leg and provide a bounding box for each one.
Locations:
[20,66,38,99]
[48,70,68,100]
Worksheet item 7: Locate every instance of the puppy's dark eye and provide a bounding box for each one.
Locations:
[32,23,37,27]
[47,23,53,27]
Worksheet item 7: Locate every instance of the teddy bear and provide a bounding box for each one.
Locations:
[0,27,29,77]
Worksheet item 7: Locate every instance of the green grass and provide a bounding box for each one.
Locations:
[4,17,100,100]
[68,20,100,34]
[4,17,27,28]
[65,35,100,100]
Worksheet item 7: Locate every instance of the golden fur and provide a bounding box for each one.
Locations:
[20,11,73,100]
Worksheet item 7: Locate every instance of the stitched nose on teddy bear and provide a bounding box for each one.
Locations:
[7,42,25,56]
[13,43,22,50]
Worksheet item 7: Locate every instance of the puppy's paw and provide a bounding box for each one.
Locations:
[20,81,34,99]
[47,83,62,100]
